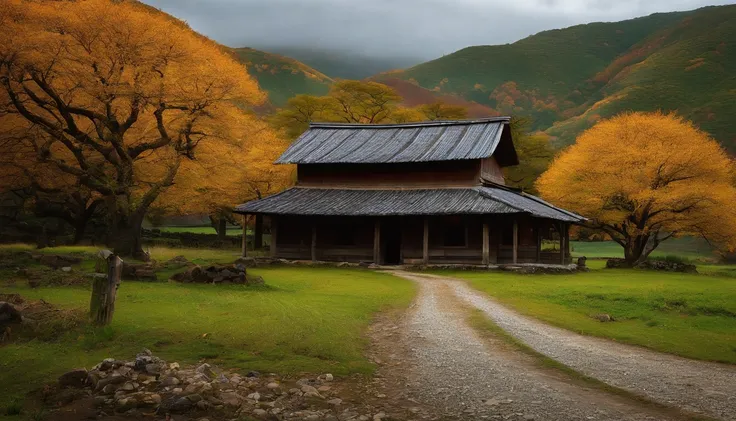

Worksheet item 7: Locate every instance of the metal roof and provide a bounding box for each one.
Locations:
[235,186,584,222]
[275,118,512,164]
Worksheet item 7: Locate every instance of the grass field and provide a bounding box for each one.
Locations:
[570,237,718,262]
[0,247,415,409]
[448,269,736,364]
[155,226,242,236]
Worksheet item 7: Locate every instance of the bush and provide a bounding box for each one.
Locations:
[650,255,691,264]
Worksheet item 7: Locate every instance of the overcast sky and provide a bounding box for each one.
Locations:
[142,0,734,59]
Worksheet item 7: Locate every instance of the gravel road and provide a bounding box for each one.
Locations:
[388,271,682,421]
[442,275,736,421]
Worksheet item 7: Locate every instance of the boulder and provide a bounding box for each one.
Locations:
[606,258,697,273]
[593,313,614,322]
[0,302,22,325]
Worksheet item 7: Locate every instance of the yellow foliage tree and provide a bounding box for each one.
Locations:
[418,101,469,121]
[0,0,264,259]
[537,112,736,265]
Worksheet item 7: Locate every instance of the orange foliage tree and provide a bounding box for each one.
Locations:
[271,81,471,140]
[537,112,736,265]
[0,0,264,259]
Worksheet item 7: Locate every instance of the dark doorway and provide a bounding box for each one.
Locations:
[382,219,402,265]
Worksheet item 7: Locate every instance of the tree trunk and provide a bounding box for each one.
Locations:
[72,220,86,245]
[623,233,657,266]
[111,211,148,261]
[90,254,122,326]
[217,218,227,241]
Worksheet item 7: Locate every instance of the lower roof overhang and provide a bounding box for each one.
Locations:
[235,186,584,223]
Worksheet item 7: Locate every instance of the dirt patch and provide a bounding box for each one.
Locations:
[0,294,86,343]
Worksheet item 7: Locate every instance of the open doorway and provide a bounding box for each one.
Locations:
[382,219,402,265]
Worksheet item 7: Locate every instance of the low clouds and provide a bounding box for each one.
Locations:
[142,0,733,60]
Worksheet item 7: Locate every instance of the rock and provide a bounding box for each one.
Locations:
[375,393,386,398]
[247,392,261,401]
[327,398,342,406]
[593,313,614,322]
[161,375,180,386]
[266,382,279,389]
[318,385,331,392]
[120,382,136,391]
[323,373,334,382]
[61,266,72,272]
[245,275,265,286]
[169,362,180,370]
[145,363,162,375]
[58,369,88,388]
[606,258,697,273]
[0,301,23,325]
[253,408,267,417]
[301,385,319,394]
[186,394,203,403]
[170,396,194,412]
[219,391,241,407]
[246,371,260,378]
[102,383,119,394]
[195,363,216,380]
[373,412,386,421]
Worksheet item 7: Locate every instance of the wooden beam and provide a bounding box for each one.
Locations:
[311,220,317,262]
[512,219,518,264]
[270,217,278,258]
[241,214,247,257]
[536,223,542,263]
[423,217,429,265]
[559,222,565,265]
[373,219,381,264]
[482,221,490,265]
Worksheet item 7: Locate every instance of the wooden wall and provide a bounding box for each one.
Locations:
[297,161,484,188]
[269,215,570,265]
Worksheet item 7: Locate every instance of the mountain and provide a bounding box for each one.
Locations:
[266,47,424,80]
[231,48,333,107]
[382,5,736,152]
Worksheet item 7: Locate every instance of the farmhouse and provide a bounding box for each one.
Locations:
[235,118,583,265]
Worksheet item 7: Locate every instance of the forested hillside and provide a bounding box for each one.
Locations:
[232,48,333,107]
[384,5,736,151]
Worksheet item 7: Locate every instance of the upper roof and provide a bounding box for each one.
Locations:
[234,185,584,222]
[275,117,519,166]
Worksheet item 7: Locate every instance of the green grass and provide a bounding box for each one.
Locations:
[571,237,717,262]
[0,261,415,409]
[155,226,243,236]
[446,268,736,364]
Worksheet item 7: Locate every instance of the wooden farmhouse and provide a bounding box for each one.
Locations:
[235,118,584,265]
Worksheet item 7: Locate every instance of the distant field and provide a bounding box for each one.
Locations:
[154,226,243,236]
[450,268,736,364]
[571,237,717,262]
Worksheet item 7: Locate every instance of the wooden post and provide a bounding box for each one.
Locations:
[559,222,565,265]
[512,219,518,264]
[270,217,278,258]
[423,217,429,265]
[90,254,122,326]
[536,224,542,263]
[246,214,248,257]
[482,221,490,265]
[254,214,263,249]
[311,220,317,262]
[373,219,381,264]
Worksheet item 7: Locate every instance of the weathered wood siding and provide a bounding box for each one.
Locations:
[270,215,569,265]
[297,161,484,188]
[480,157,505,185]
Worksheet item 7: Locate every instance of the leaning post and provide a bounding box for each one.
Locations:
[241,214,248,258]
[90,254,123,326]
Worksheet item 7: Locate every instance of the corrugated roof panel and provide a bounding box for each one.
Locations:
[235,187,584,222]
[275,118,511,164]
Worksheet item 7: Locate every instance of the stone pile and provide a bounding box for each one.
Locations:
[606,258,697,273]
[171,264,264,285]
[55,350,393,420]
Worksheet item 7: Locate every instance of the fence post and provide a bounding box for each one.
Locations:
[90,254,123,326]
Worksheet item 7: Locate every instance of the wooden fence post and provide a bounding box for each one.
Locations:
[90,254,123,326]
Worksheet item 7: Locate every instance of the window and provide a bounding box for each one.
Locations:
[443,216,466,247]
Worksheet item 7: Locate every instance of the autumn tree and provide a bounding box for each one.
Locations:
[268,95,333,140]
[418,101,468,121]
[155,118,293,240]
[504,117,554,194]
[0,0,263,259]
[537,112,736,265]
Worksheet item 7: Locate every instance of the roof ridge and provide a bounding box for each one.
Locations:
[309,117,511,129]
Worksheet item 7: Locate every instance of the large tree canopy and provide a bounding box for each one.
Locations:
[0,0,265,258]
[538,112,736,265]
